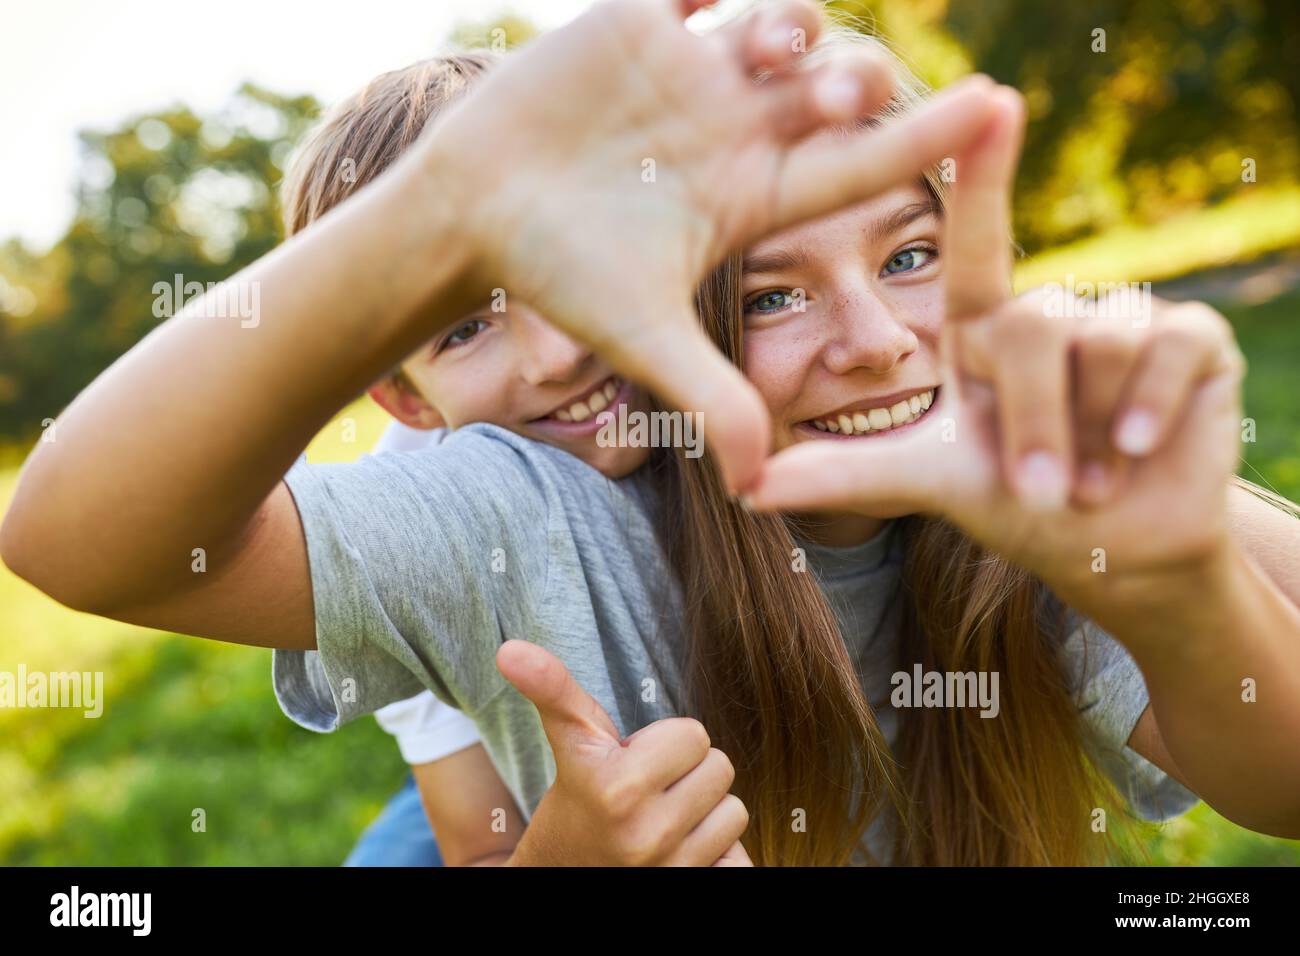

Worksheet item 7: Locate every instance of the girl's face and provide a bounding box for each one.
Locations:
[741,183,945,456]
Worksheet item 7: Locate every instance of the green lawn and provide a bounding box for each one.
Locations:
[0,401,404,865]
[2,287,1298,866]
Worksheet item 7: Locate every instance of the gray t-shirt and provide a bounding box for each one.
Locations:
[273,423,1197,860]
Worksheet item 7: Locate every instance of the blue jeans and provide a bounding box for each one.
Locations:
[344,772,444,867]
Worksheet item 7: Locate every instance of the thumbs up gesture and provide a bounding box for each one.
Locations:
[497,640,751,866]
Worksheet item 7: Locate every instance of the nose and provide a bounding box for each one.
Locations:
[514,310,592,385]
[820,282,919,376]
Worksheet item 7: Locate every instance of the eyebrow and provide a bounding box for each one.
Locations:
[741,200,939,275]
[741,246,808,275]
[866,200,940,246]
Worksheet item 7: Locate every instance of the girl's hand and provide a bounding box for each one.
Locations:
[496,641,751,866]
[745,89,1246,619]
[414,0,1002,492]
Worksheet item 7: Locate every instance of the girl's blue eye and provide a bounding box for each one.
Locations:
[746,290,793,314]
[884,247,934,275]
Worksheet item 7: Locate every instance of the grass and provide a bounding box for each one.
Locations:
[2,268,1299,866]
[0,401,402,865]
[1015,185,1300,290]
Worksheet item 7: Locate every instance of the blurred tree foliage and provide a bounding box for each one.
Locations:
[832,0,1300,249]
[0,14,535,443]
[2,4,1297,441]
[0,85,320,440]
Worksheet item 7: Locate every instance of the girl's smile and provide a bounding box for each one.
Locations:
[796,384,940,439]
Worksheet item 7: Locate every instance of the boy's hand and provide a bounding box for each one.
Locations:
[416,0,1001,492]
[496,640,751,866]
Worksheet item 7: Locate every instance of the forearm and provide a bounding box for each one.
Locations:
[1,148,479,612]
[1073,541,1300,836]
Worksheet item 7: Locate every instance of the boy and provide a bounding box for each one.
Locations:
[281,55,656,865]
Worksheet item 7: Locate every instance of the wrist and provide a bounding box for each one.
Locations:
[401,126,496,303]
[366,135,491,345]
[1052,534,1241,656]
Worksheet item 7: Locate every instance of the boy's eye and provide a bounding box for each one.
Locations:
[443,319,488,349]
[744,289,794,314]
[883,246,935,275]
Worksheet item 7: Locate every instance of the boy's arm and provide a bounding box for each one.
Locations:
[410,747,526,866]
[0,147,481,649]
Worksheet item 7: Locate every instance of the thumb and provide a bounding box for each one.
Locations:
[608,310,770,497]
[743,431,943,517]
[943,86,1025,322]
[496,640,621,755]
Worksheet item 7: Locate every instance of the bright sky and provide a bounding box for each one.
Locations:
[0,0,611,251]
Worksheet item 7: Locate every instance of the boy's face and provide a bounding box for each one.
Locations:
[370,303,653,478]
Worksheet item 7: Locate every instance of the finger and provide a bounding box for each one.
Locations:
[496,640,621,753]
[759,49,895,143]
[944,85,1025,322]
[672,0,717,19]
[623,718,715,790]
[712,840,754,867]
[988,297,1073,510]
[743,426,944,516]
[604,309,770,495]
[660,747,738,839]
[714,0,823,74]
[1070,314,1142,506]
[1113,303,1244,458]
[672,794,750,866]
[772,73,999,230]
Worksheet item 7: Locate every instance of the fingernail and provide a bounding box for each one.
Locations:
[1016,451,1067,510]
[1115,410,1158,456]
[816,72,862,117]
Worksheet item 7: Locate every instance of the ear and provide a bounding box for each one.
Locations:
[368,376,446,430]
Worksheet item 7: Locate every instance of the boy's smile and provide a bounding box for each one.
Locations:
[369,309,654,479]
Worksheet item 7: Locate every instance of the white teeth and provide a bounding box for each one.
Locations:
[867,407,893,430]
[549,377,619,422]
[808,388,936,435]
